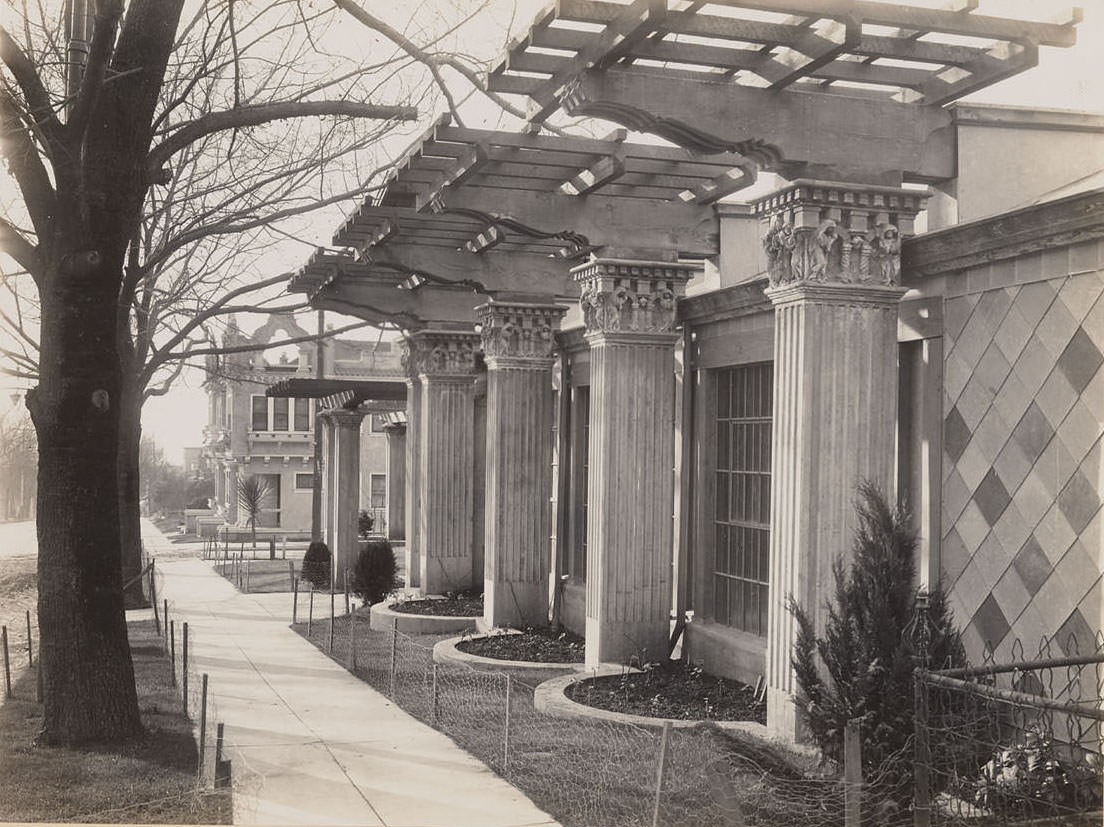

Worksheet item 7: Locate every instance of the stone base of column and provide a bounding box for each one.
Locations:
[484,579,548,629]
[421,554,471,596]
[585,616,669,670]
[405,547,420,591]
[767,686,808,742]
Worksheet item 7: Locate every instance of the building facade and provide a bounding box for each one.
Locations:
[202,313,402,539]
[284,1,1102,742]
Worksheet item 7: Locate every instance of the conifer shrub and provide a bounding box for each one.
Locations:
[301,540,331,590]
[351,539,400,605]
[788,482,965,805]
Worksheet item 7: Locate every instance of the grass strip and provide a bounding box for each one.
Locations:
[0,618,231,824]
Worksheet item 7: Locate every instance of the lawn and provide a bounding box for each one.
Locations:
[0,619,231,824]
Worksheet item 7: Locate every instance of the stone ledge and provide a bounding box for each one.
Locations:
[534,670,820,767]
[369,599,481,634]
[433,633,587,683]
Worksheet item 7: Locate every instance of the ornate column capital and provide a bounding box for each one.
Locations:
[402,330,481,379]
[753,180,929,289]
[476,301,567,367]
[570,257,697,338]
[324,408,365,429]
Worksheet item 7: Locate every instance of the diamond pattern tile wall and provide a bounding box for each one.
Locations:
[943,266,1104,659]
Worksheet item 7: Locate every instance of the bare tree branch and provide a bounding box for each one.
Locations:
[0,216,43,277]
[146,99,418,177]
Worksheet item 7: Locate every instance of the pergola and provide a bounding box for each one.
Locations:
[287,0,1081,741]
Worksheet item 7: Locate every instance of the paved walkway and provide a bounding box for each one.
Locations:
[142,520,559,827]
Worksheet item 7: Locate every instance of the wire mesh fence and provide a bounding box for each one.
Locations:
[914,636,1104,826]
[297,607,872,827]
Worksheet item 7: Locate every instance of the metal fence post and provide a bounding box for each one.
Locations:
[504,674,513,775]
[245,559,251,593]
[348,606,357,671]
[328,584,335,653]
[307,587,314,635]
[292,577,299,624]
[150,561,161,636]
[431,663,439,726]
[844,720,862,827]
[170,620,177,686]
[389,617,397,698]
[652,721,672,827]
[2,626,11,698]
[288,560,295,593]
[198,673,209,781]
[182,621,189,716]
[914,672,932,827]
[25,610,33,667]
[215,722,231,789]
[344,569,351,616]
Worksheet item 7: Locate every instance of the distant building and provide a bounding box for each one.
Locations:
[201,313,403,539]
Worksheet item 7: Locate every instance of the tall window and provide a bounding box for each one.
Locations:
[272,397,290,431]
[251,396,268,430]
[293,398,311,431]
[370,474,386,509]
[714,363,772,635]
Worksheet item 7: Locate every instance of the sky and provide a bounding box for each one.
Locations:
[5,0,1104,463]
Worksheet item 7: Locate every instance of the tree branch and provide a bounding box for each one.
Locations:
[0,217,43,278]
[160,319,373,361]
[0,88,58,245]
[146,100,417,178]
[67,0,125,138]
[0,24,64,148]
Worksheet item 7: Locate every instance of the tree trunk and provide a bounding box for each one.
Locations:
[118,377,147,609]
[29,263,142,745]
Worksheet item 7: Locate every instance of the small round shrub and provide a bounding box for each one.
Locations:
[351,539,400,605]
[301,540,331,590]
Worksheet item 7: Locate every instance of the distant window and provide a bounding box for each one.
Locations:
[251,396,268,431]
[295,472,314,490]
[293,398,311,431]
[272,397,290,431]
[370,474,386,509]
[370,413,387,432]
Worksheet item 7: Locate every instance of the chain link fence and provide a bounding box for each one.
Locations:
[297,607,860,827]
[913,635,1104,826]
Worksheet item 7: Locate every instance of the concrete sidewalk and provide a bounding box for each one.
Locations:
[142,520,559,827]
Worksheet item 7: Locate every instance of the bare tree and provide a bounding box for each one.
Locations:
[0,0,446,744]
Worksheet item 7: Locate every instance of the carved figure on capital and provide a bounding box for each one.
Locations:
[871,223,901,285]
[479,306,561,360]
[765,217,903,287]
[580,279,679,334]
[403,334,478,376]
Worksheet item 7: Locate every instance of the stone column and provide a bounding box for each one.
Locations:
[754,181,926,739]
[384,422,406,542]
[226,462,239,524]
[402,370,422,589]
[407,331,481,595]
[573,258,697,668]
[479,301,567,629]
[330,408,364,589]
[321,414,337,550]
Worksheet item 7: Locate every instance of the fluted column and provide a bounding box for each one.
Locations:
[479,302,568,629]
[384,422,406,542]
[226,462,239,524]
[402,373,422,588]
[407,331,481,595]
[574,258,697,668]
[321,414,337,550]
[755,181,926,740]
[330,409,364,589]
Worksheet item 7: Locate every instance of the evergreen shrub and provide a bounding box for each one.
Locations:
[788,482,965,804]
[351,539,400,605]
[301,540,331,590]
